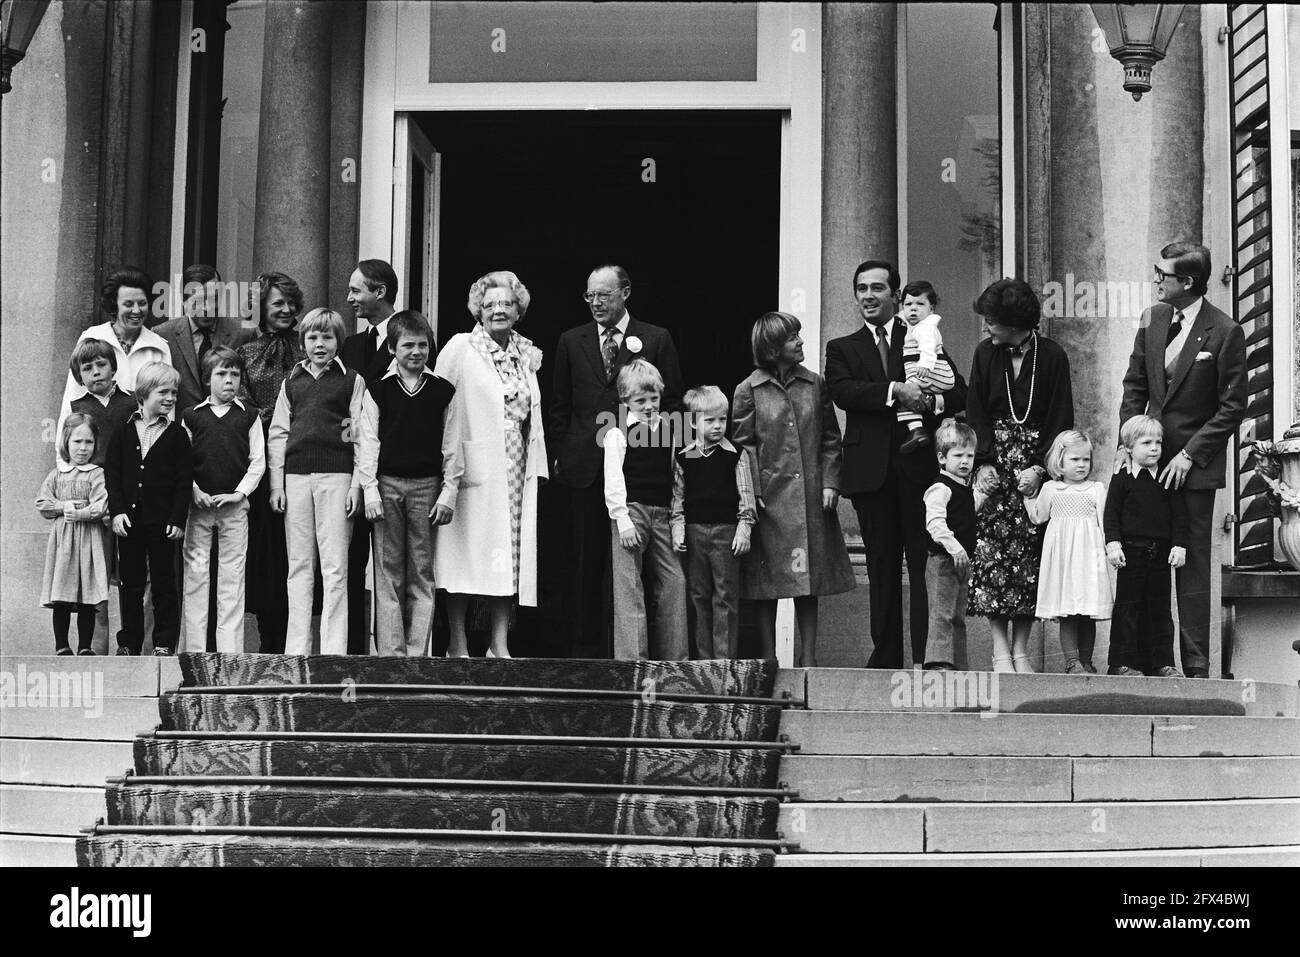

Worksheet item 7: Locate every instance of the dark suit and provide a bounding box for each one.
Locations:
[549,316,684,657]
[1119,299,1246,675]
[154,316,255,415]
[826,317,967,669]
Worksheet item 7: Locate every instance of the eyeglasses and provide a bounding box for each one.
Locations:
[583,290,624,304]
[481,299,517,311]
[1153,265,1185,283]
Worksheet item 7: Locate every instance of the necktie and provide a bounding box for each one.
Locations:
[1166,310,1184,348]
[602,327,620,379]
[198,330,212,367]
[366,325,380,365]
[875,323,891,375]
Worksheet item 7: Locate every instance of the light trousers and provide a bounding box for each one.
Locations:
[611,503,688,661]
[182,498,249,653]
[371,474,439,657]
[284,472,353,656]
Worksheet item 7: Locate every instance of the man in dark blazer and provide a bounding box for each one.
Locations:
[825,260,967,670]
[1118,242,1246,678]
[549,264,684,658]
[154,264,255,415]
[339,259,402,655]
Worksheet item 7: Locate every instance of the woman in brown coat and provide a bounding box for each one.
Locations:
[732,312,855,664]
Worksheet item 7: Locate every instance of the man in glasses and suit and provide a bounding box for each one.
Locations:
[1117,242,1246,678]
[550,264,684,658]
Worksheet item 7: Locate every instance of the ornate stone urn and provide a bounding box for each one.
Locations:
[1250,423,1300,571]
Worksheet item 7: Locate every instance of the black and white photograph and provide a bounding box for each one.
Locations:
[0,0,1296,909]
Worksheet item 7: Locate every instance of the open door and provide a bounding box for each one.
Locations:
[391,113,441,339]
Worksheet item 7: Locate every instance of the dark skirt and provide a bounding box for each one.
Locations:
[969,418,1044,619]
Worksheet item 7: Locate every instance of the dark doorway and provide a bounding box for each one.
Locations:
[418,110,781,657]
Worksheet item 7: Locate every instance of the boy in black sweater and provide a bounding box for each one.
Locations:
[357,311,455,656]
[181,347,265,653]
[922,420,988,670]
[669,385,754,659]
[64,339,138,466]
[105,362,193,655]
[1105,414,1189,677]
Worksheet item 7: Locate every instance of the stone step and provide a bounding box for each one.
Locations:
[0,655,180,697]
[780,710,1300,756]
[783,755,1300,802]
[0,784,106,837]
[0,834,78,867]
[776,846,1300,867]
[0,738,134,787]
[778,799,1300,853]
[0,697,160,741]
[787,668,1298,716]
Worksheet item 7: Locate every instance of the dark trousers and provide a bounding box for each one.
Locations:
[1109,538,1175,673]
[852,467,931,669]
[570,480,613,659]
[1175,489,1215,675]
[117,524,180,653]
[347,514,372,654]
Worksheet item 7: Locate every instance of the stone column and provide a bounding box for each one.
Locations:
[820,2,897,345]
[328,0,365,315]
[252,1,333,309]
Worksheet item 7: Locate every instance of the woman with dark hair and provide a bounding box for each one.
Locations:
[966,278,1074,673]
[237,272,305,652]
[732,311,854,665]
[59,267,172,433]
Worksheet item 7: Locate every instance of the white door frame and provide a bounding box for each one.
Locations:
[391,114,441,335]
[359,2,822,666]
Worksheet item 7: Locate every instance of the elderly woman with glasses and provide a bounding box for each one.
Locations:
[432,270,548,658]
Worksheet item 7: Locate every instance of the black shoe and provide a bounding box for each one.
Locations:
[1155,665,1184,678]
[55,647,73,657]
[116,645,135,656]
[1107,665,1144,676]
[923,661,956,671]
[152,647,175,657]
[1183,669,1208,678]
[77,648,96,656]
[900,431,932,455]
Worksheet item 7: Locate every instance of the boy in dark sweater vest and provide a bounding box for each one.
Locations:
[268,308,378,656]
[669,385,755,659]
[357,311,455,656]
[1104,414,1189,677]
[180,347,265,652]
[105,362,192,655]
[603,359,688,660]
[922,420,987,670]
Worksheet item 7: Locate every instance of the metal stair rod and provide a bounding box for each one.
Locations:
[144,730,800,751]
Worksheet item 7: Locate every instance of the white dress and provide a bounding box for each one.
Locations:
[1024,480,1113,620]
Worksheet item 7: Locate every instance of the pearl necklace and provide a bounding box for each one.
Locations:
[1003,332,1038,426]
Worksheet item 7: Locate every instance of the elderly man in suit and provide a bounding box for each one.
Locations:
[155,264,255,415]
[1117,242,1246,678]
[825,260,966,670]
[550,264,684,658]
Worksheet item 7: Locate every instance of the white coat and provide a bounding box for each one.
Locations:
[432,331,548,605]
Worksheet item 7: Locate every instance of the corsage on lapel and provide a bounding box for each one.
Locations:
[624,335,643,355]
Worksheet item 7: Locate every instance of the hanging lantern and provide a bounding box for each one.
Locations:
[0,0,50,95]
[1090,4,1186,101]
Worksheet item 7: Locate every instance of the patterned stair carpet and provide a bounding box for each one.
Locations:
[77,654,796,867]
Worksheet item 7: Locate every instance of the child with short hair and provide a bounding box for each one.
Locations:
[105,362,192,655]
[670,385,755,659]
[268,307,378,656]
[37,414,110,655]
[180,346,265,652]
[1104,415,1188,677]
[1024,430,1114,674]
[897,281,957,454]
[922,419,987,669]
[64,339,138,465]
[357,310,455,657]
[603,358,688,660]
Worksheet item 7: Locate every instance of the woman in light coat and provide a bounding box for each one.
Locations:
[433,271,548,658]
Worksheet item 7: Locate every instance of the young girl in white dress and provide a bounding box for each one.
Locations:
[36,413,110,655]
[1023,430,1113,674]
